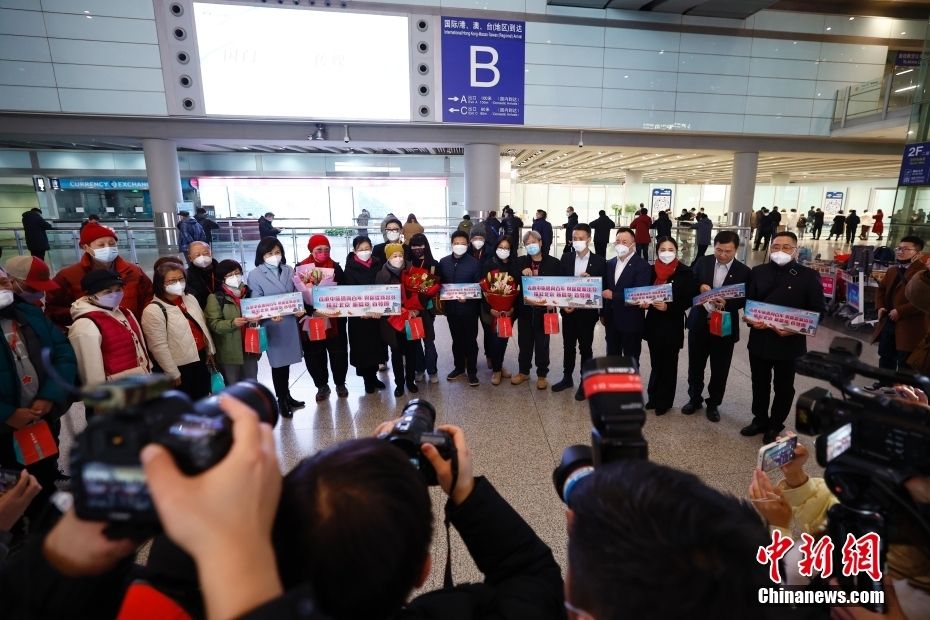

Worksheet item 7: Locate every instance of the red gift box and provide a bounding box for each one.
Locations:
[406,316,425,340]
[496,315,513,338]
[244,325,266,354]
[543,311,560,335]
[13,420,58,466]
[307,317,328,341]
[709,309,732,337]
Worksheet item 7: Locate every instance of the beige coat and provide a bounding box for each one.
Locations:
[68,297,151,387]
[141,295,215,380]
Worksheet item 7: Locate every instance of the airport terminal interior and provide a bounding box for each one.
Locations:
[3,0,930,611]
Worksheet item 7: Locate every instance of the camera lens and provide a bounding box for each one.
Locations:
[194,380,280,428]
[552,444,594,504]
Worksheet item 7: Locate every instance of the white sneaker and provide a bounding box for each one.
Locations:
[429,373,439,384]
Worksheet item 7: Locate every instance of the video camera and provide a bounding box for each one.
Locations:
[795,336,930,608]
[69,374,278,528]
[552,357,646,504]
[381,399,455,486]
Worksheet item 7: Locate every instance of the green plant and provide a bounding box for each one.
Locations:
[324,227,355,237]
[623,203,639,214]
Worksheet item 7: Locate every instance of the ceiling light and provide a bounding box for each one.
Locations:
[897,69,914,76]
[895,85,918,93]
[901,31,907,35]
[848,16,854,20]
[826,26,832,31]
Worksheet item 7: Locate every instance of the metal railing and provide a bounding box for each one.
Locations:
[832,68,918,129]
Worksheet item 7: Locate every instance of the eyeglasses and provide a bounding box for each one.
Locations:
[165,277,186,286]
[770,245,796,252]
[386,227,401,232]
[895,246,917,253]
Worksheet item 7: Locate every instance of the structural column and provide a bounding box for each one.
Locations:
[624,169,648,216]
[464,143,499,219]
[728,152,759,227]
[143,138,183,251]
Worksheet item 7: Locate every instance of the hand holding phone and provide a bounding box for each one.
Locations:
[757,435,798,472]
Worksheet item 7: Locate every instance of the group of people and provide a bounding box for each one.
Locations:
[752,205,887,247]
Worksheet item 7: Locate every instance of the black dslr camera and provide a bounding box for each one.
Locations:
[553,357,646,504]
[382,399,455,486]
[70,375,278,526]
[795,337,930,609]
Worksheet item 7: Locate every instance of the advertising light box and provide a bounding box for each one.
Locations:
[193,3,411,121]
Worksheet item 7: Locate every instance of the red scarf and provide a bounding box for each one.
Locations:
[654,259,678,285]
[353,254,372,268]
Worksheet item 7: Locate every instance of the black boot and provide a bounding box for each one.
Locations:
[288,394,306,409]
[278,398,293,419]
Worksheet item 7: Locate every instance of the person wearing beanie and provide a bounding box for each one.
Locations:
[298,234,349,401]
[343,235,388,393]
[873,235,929,372]
[204,259,259,384]
[45,221,153,328]
[68,269,151,390]
[0,265,75,513]
[376,242,419,397]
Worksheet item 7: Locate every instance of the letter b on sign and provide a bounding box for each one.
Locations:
[470,45,500,87]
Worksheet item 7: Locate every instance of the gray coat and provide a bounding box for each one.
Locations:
[246,263,303,368]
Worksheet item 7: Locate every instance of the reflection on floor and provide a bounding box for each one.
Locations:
[57,306,880,589]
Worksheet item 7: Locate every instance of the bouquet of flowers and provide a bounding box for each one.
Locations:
[481,270,518,312]
[402,267,440,312]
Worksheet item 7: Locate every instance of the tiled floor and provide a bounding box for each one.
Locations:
[57,300,881,589]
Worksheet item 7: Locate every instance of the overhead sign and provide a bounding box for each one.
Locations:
[899,142,930,186]
[441,16,525,125]
[53,178,198,191]
[896,51,923,67]
[824,191,845,214]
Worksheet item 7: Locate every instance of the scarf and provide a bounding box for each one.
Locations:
[654,259,678,285]
[353,255,373,268]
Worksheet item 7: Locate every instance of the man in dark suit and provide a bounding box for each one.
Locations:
[531,210,554,256]
[743,232,824,444]
[551,224,607,401]
[682,231,752,423]
[588,210,616,258]
[600,227,651,364]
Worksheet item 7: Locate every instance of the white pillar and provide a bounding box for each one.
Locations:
[143,139,183,250]
[499,156,513,216]
[623,169,648,214]
[728,152,758,227]
[464,143,499,219]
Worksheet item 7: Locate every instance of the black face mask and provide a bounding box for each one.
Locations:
[411,247,425,257]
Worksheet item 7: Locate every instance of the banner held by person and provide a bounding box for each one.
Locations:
[623,284,673,305]
[744,300,820,335]
[692,282,746,307]
[439,283,482,301]
[312,284,402,317]
[240,292,304,319]
[521,276,603,308]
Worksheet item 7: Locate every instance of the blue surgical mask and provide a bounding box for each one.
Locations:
[526,243,541,256]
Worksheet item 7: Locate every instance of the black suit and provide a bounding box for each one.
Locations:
[685,255,751,410]
[601,253,652,364]
[516,254,562,377]
[643,263,694,411]
[558,251,606,380]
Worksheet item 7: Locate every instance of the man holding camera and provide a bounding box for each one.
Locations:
[744,232,824,444]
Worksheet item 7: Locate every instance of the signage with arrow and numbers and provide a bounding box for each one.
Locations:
[440,16,525,125]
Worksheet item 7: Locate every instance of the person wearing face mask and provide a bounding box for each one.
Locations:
[641,238,694,416]
[185,241,219,309]
[600,228,651,365]
[298,235,349,402]
[743,232,824,444]
[482,237,521,385]
[45,222,153,328]
[3,256,58,309]
[246,238,306,417]
[343,236,389,393]
[376,244,420,397]
[142,262,216,400]
[373,218,404,267]
[407,233,440,384]
[468,225,494,368]
[553,225,606,400]
[531,210,553,257]
[204,260,260,384]
[438,230,483,386]
[872,235,929,372]
[0,265,75,516]
[68,269,150,389]
[561,206,579,256]
[512,230,561,390]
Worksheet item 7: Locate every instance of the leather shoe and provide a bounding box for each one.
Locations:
[705,406,720,423]
[288,395,306,409]
[314,387,330,402]
[336,384,349,398]
[681,402,700,415]
[574,386,585,401]
[763,430,779,444]
[393,385,404,397]
[740,422,766,437]
[644,401,655,410]
[551,378,573,393]
[656,408,669,416]
[277,398,293,419]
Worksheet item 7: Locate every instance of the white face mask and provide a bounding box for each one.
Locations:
[770,251,793,266]
[452,244,468,256]
[356,250,372,261]
[95,291,123,310]
[615,243,631,258]
[0,289,13,310]
[224,275,242,288]
[264,254,282,268]
[471,239,485,250]
[386,230,401,242]
[389,256,405,269]
[92,246,118,263]
[496,248,511,260]
[572,240,588,252]
[192,255,212,268]
[165,281,186,296]
[658,251,677,264]
[525,243,541,256]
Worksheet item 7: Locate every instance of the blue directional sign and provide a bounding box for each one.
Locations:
[441,16,525,125]
[899,142,930,186]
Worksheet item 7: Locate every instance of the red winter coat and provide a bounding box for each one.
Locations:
[630,214,653,245]
[872,212,884,236]
[46,254,154,328]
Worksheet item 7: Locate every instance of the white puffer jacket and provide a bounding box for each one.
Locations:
[141,295,215,380]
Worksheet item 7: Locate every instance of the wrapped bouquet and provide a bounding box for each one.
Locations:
[481,270,518,312]
[401,267,440,312]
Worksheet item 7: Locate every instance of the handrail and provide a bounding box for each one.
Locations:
[831,68,917,129]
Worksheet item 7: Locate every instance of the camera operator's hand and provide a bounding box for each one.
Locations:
[748,469,792,528]
[0,470,41,531]
[894,384,929,405]
[780,441,810,489]
[42,510,137,577]
[6,407,41,430]
[422,425,475,506]
[141,395,283,620]
[905,475,930,504]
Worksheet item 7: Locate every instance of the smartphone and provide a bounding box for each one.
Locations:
[0,468,21,494]
[757,435,798,472]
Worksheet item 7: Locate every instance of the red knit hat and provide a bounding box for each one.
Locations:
[80,222,118,246]
[308,234,330,251]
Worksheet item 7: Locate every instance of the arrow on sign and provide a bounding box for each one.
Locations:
[447,96,460,102]
[448,107,462,113]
